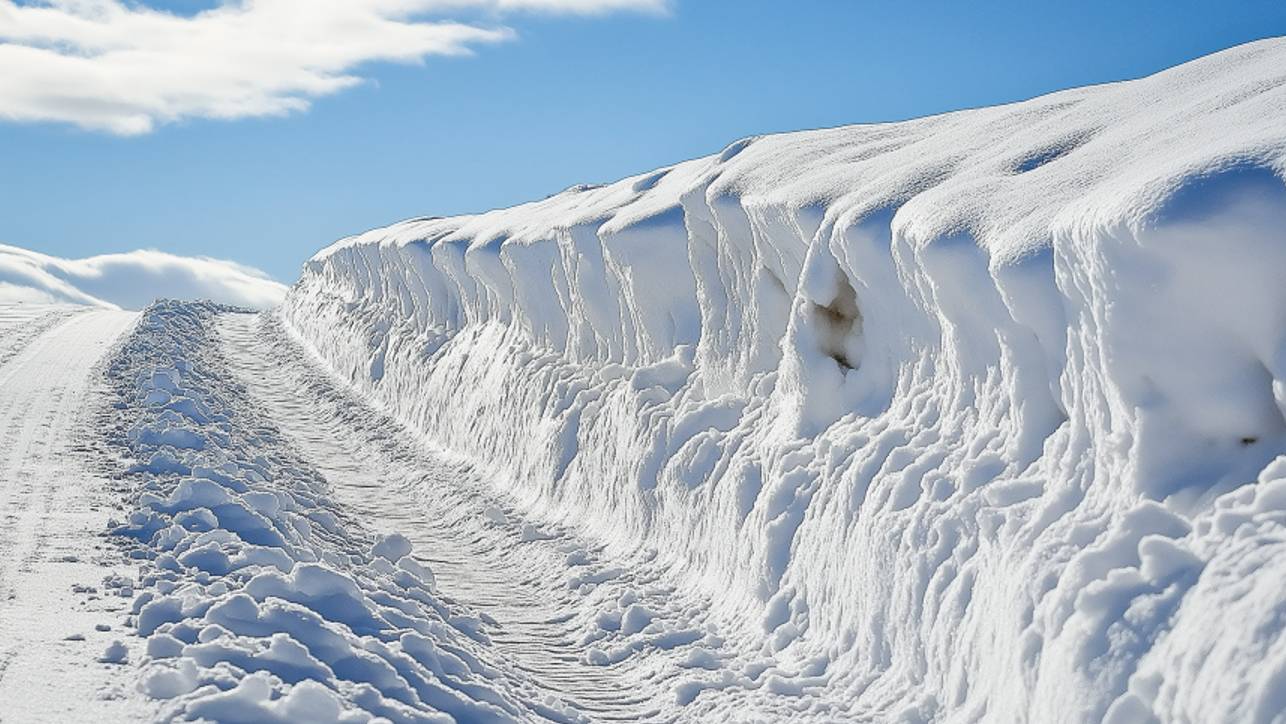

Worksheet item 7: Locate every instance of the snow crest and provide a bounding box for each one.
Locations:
[282,40,1286,721]
[105,302,577,722]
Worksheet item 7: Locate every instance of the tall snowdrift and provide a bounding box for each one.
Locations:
[283,39,1286,721]
[0,244,286,310]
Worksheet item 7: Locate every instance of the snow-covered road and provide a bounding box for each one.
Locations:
[216,312,795,721]
[0,301,831,720]
[0,306,151,722]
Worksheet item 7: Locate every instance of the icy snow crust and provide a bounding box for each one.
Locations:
[106,302,583,722]
[284,40,1286,721]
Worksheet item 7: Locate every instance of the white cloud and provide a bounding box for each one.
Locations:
[490,0,668,12]
[0,243,289,310]
[0,0,667,134]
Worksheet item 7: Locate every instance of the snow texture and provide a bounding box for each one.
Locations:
[0,244,287,310]
[104,302,580,722]
[0,304,152,721]
[280,39,1286,722]
[214,309,827,721]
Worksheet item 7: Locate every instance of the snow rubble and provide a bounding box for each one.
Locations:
[282,39,1286,722]
[104,302,584,722]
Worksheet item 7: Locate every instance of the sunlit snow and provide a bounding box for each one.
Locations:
[0,37,1285,724]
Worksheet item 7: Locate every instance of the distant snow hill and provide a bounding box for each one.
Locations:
[0,243,286,310]
[282,38,1286,722]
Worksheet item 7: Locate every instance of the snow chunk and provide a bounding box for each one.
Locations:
[99,640,129,665]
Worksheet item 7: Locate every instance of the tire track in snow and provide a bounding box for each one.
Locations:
[0,305,79,373]
[0,307,153,722]
[217,312,750,722]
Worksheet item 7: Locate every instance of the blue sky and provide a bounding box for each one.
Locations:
[3,0,1285,282]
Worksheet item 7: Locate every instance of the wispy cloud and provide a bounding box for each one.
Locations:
[0,0,667,135]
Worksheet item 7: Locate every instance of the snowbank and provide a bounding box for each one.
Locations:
[283,39,1286,721]
[0,244,286,310]
[105,302,574,722]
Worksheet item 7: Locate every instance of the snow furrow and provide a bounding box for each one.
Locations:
[103,302,588,722]
[215,311,829,721]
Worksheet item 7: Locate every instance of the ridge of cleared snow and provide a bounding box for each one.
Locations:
[0,244,287,310]
[282,39,1286,722]
[104,302,584,722]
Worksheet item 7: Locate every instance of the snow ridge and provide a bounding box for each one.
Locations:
[104,302,578,722]
[282,40,1286,721]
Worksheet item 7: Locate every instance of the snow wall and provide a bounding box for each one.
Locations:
[283,39,1286,722]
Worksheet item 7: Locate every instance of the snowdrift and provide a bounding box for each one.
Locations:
[282,39,1286,721]
[0,244,286,310]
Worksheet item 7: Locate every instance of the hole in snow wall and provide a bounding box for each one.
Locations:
[777,235,871,437]
[812,277,862,372]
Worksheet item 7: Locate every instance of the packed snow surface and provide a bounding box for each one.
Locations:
[0,244,287,310]
[0,305,151,721]
[281,38,1286,722]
